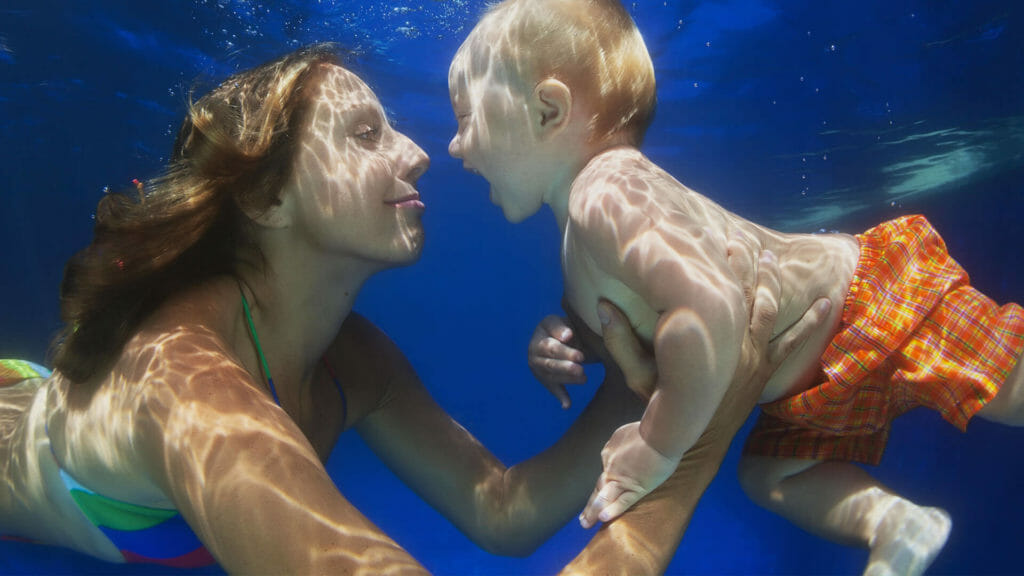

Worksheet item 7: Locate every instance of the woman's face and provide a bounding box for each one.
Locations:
[286,64,429,267]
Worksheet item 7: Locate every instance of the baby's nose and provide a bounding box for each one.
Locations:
[448,134,462,159]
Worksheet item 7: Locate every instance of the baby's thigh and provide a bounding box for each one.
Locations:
[977,353,1024,425]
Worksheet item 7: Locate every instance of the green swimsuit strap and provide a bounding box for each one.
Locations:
[240,290,280,406]
[238,288,348,426]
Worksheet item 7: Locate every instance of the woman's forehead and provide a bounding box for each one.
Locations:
[315,65,380,111]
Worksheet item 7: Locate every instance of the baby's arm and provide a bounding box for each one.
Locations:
[571,184,748,525]
[565,270,833,574]
[581,297,744,525]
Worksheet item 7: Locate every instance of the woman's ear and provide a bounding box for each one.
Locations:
[530,78,573,139]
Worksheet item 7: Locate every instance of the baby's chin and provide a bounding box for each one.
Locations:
[500,201,541,224]
[489,184,542,223]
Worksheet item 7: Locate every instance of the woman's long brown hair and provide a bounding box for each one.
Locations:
[51,44,341,383]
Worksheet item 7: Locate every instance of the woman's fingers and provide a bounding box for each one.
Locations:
[598,300,656,402]
[749,250,782,350]
[726,230,759,317]
[768,297,832,365]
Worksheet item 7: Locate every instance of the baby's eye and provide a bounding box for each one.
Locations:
[355,123,380,141]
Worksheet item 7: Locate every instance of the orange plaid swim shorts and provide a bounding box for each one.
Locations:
[743,215,1024,465]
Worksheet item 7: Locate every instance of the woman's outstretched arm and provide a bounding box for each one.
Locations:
[133,328,430,575]
[336,312,646,557]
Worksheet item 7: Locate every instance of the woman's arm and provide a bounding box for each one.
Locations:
[134,332,429,575]
[564,254,833,574]
[336,313,645,556]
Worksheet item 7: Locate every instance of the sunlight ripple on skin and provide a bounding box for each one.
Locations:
[815,485,952,576]
[294,66,425,259]
[447,0,857,534]
[862,493,952,576]
[122,326,422,572]
[2,50,432,574]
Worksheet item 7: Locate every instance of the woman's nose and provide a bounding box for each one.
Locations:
[397,134,430,184]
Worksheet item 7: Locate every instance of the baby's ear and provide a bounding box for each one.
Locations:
[531,78,573,138]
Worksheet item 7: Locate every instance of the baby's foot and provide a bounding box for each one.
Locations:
[863,500,951,576]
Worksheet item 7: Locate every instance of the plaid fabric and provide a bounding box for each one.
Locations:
[744,215,1024,465]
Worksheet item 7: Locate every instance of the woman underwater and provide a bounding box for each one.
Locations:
[0,44,827,573]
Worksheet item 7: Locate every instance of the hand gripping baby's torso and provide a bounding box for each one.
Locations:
[561,147,859,402]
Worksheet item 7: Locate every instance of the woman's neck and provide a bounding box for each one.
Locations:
[233,243,376,402]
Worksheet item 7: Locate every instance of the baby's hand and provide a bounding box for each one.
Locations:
[528,315,587,409]
[579,422,677,529]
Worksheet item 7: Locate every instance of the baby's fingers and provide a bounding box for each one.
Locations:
[594,490,640,525]
[580,479,644,528]
[580,480,624,529]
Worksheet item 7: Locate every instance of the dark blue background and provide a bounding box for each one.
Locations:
[1,0,1022,573]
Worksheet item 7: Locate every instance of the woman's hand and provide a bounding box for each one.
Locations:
[527,315,588,409]
[592,300,657,402]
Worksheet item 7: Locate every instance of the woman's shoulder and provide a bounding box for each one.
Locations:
[335,312,397,363]
[105,279,257,410]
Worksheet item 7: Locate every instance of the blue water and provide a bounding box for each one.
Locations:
[2,0,1023,573]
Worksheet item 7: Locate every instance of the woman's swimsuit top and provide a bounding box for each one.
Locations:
[4,294,348,567]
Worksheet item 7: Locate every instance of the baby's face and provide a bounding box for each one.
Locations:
[447,47,550,224]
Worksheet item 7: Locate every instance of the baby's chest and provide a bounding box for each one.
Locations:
[562,234,658,344]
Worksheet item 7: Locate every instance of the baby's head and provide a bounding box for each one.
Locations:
[452,0,654,146]
[449,0,655,221]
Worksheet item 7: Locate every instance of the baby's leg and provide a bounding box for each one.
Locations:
[976,349,1024,425]
[738,455,950,576]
